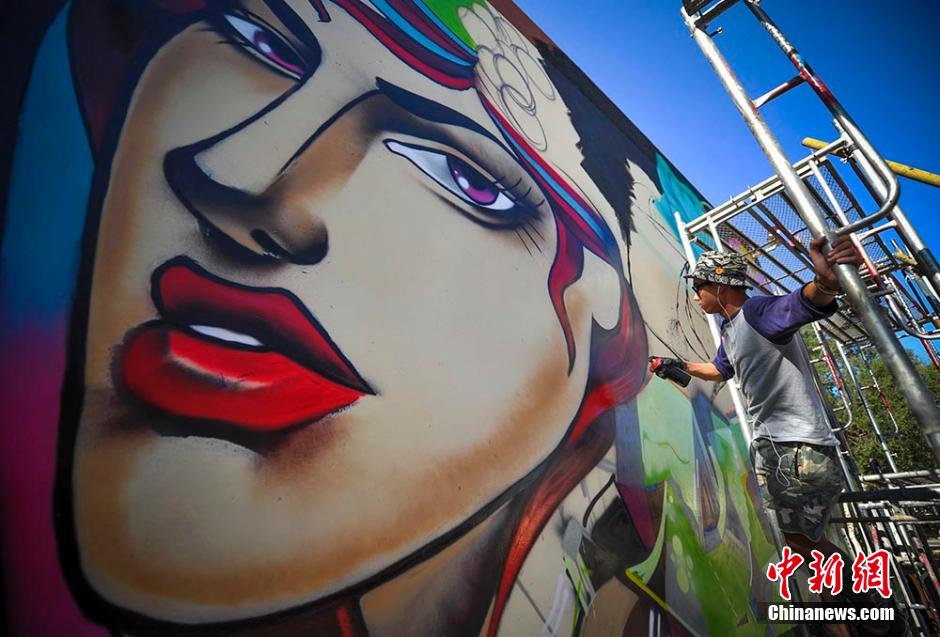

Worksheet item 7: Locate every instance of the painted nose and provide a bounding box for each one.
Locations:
[164,146,329,265]
[161,51,370,266]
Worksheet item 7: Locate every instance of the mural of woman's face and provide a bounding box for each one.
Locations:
[70,0,622,623]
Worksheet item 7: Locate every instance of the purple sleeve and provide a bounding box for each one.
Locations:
[742,286,838,345]
[712,343,735,380]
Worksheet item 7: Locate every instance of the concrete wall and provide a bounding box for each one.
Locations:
[0,1,780,634]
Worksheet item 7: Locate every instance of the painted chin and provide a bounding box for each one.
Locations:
[72,397,360,620]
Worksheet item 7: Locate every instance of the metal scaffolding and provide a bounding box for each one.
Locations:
[676,1,940,633]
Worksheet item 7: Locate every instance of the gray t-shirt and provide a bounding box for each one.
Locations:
[711,287,839,445]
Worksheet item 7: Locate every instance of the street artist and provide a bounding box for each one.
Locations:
[650,237,900,636]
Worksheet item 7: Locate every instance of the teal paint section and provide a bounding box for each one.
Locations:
[1,3,91,328]
[654,154,711,253]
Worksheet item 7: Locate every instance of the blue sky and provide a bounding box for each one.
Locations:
[513,0,940,255]
[514,0,940,361]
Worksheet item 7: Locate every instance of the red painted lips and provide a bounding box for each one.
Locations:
[120,257,372,432]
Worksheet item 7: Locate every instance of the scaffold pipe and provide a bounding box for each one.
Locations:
[681,3,940,465]
[860,469,940,482]
[802,137,940,188]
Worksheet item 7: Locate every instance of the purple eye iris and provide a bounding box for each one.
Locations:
[447,156,500,206]
[251,29,304,77]
[385,140,518,216]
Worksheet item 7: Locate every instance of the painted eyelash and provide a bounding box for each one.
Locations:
[387,140,545,226]
[208,4,275,35]
[489,181,544,224]
[490,175,545,214]
[203,7,305,79]
[520,223,543,254]
[493,177,546,210]
[515,228,533,256]
[483,171,546,252]
[494,179,545,222]
[523,217,545,241]
[412,148,546,220]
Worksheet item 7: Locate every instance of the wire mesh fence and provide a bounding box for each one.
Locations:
[685,156,938,347]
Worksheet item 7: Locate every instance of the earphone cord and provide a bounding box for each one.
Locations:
[684,284,711,359]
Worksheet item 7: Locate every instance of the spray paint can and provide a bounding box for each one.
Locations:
[649,356,692,387]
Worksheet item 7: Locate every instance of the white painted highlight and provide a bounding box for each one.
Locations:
[190,325,263,348]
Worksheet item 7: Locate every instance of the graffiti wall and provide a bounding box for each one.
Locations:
[0,1,783,634]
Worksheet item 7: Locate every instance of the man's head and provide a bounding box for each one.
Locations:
[686,251,750,315]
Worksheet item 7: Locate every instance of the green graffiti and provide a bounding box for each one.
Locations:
[630,380,783,634]
[423,0,486,48]
[637,378,694,490]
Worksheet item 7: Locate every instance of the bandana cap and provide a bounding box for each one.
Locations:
[685,251,750,288]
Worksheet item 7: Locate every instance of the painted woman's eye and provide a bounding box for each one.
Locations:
[385,140,517,214]
[221,13,305,78]
[447,155,508,208]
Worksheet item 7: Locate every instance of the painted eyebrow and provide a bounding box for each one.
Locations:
[376,79,505,149]
[278,81,514,174]
[232,3,500,146]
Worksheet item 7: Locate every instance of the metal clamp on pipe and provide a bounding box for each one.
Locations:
[832,118,901,236]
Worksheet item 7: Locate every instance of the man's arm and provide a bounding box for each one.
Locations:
[686,361,726,382]
[738,235,861,344]
[804,235,863,307]
[649,345,733,383]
